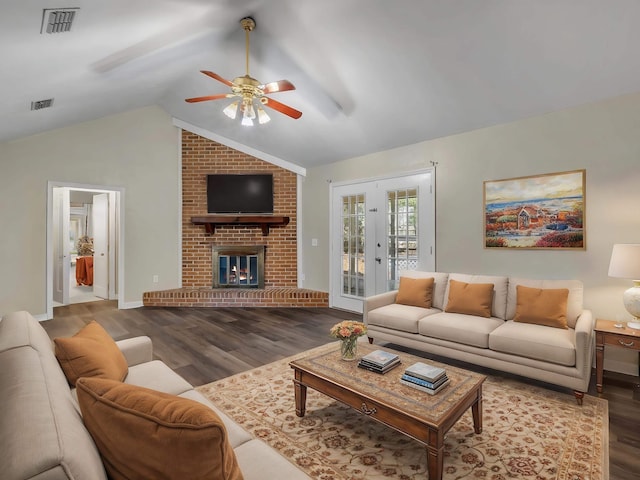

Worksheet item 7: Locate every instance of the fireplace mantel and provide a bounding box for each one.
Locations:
[191,215,290,236]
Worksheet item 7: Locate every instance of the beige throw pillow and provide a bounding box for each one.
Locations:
[396,276,435,308]
[514,285,569,329]
[54,320,128,386]
[76,377,244,480]
[444,279,494,318]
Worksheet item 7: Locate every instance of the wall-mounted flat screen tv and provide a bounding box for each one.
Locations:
[207,174,274,214]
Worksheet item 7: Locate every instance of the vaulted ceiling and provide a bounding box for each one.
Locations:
[3,1,640,168]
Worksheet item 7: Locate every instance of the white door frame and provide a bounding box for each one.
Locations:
[329,169,435,313]
[46,181,125,319]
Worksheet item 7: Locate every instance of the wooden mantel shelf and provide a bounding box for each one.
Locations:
[191,215,290,236]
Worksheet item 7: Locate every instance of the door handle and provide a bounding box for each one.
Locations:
[375,257,381,264]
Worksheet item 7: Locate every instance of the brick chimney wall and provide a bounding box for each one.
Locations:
[181,131,298,288]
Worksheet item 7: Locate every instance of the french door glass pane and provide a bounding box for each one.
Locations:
[387,188,418,290]
[341,194,365,296]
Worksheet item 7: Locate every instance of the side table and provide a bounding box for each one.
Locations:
[595,318,640,393]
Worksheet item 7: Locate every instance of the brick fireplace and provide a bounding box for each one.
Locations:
[142,130,328,308]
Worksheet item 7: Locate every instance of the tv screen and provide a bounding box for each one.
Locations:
[207,174,274,214]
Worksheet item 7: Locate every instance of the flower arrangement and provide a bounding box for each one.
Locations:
[329,320,367,340]
[330,320,367,361]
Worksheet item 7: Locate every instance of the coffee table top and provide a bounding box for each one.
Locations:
[290,342,486,426]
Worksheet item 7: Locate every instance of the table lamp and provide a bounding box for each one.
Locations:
[608,243,640,329]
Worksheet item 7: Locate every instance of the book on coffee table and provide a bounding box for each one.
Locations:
[358,349,401,374]
[404,362,447,383]
[360,349,400,367]
[358,357,401,374]
[401,372,449,390]
[400,377,450,395]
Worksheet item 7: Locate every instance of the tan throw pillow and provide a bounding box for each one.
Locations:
[445,279,494,318]
[76,378,244,480]
[54,320,128,386]
[514,285,569,329]
[396,276,435,308]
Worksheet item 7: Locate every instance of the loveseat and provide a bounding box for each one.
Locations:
[0,310,309,480]
[364,271,595,404]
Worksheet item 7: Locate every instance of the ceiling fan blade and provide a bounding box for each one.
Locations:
[185,94,231,103]
[261,80,296,94]
[201,70,234,87]
[263,97,302,119]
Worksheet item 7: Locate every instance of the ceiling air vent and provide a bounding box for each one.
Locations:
[31,98,54,111]
[41,8,79,34]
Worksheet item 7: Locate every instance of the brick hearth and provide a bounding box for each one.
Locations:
[143,288,328,308]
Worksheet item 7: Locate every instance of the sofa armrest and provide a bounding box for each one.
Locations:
[116,336,153,366]
[363,290,398,325]
[573,309,595,378]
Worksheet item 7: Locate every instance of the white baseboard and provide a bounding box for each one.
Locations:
[120,300,143,310]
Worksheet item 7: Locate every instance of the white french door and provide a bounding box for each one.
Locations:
[330,170,435,312]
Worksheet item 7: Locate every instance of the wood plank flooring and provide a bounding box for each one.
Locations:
[44,300,640,480]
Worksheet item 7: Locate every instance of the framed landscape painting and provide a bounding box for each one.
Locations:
[484,169,585,250]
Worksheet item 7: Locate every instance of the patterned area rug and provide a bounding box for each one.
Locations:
[196,343,608,480]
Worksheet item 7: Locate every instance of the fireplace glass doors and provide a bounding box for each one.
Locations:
[212,246,265,288]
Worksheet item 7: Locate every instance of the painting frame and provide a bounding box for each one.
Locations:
[483,169,586,250]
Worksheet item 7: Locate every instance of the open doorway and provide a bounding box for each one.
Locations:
[46,181,125,319]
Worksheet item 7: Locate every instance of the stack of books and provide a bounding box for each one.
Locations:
[357,350,401,374]
[400,362,449,395]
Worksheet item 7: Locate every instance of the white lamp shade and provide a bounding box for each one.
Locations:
[608,244,640,279]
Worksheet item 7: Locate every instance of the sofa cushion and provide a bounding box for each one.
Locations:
[0,346,107,480]
[445,273,509,319]
[444,280,494,318]
[398,270,449,309]
[418,312,505,348]
[506,278,583,328]
[124,360,194,396]
[366,303,438,333]
[234,439,312,480]
[514,285,569,329]
[489,320,576,366]
[54,321,128,386]
[396,276,434,308]
[76,377,244,480]
[0,310,60,354]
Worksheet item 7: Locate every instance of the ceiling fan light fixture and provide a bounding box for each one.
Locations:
[241,115,254,127]
[223,101,239,119]
[257,105,270,124]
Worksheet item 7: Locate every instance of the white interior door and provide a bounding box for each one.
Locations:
[330,171,435,312]
[92,193,109,299]
[53,187,70,305]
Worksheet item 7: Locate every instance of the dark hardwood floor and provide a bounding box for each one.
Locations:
[44,300,640,480]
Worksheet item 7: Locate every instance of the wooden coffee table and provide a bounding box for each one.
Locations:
[290,343,485,480]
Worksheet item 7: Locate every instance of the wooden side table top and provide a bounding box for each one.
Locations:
[595,318,640,338]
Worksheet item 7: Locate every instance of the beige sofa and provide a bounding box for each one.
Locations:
[0,310,309,480]
[364,271,595,404]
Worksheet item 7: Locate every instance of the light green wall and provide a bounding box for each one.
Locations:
[302,92,640,374]
[0,106,181,317]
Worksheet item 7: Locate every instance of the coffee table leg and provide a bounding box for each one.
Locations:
[426,431,444,480]
[472,386,483,434]
[293,370,307,417]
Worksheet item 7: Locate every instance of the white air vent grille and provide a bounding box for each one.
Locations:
[31,98,54,111]
[41,8,79,34]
